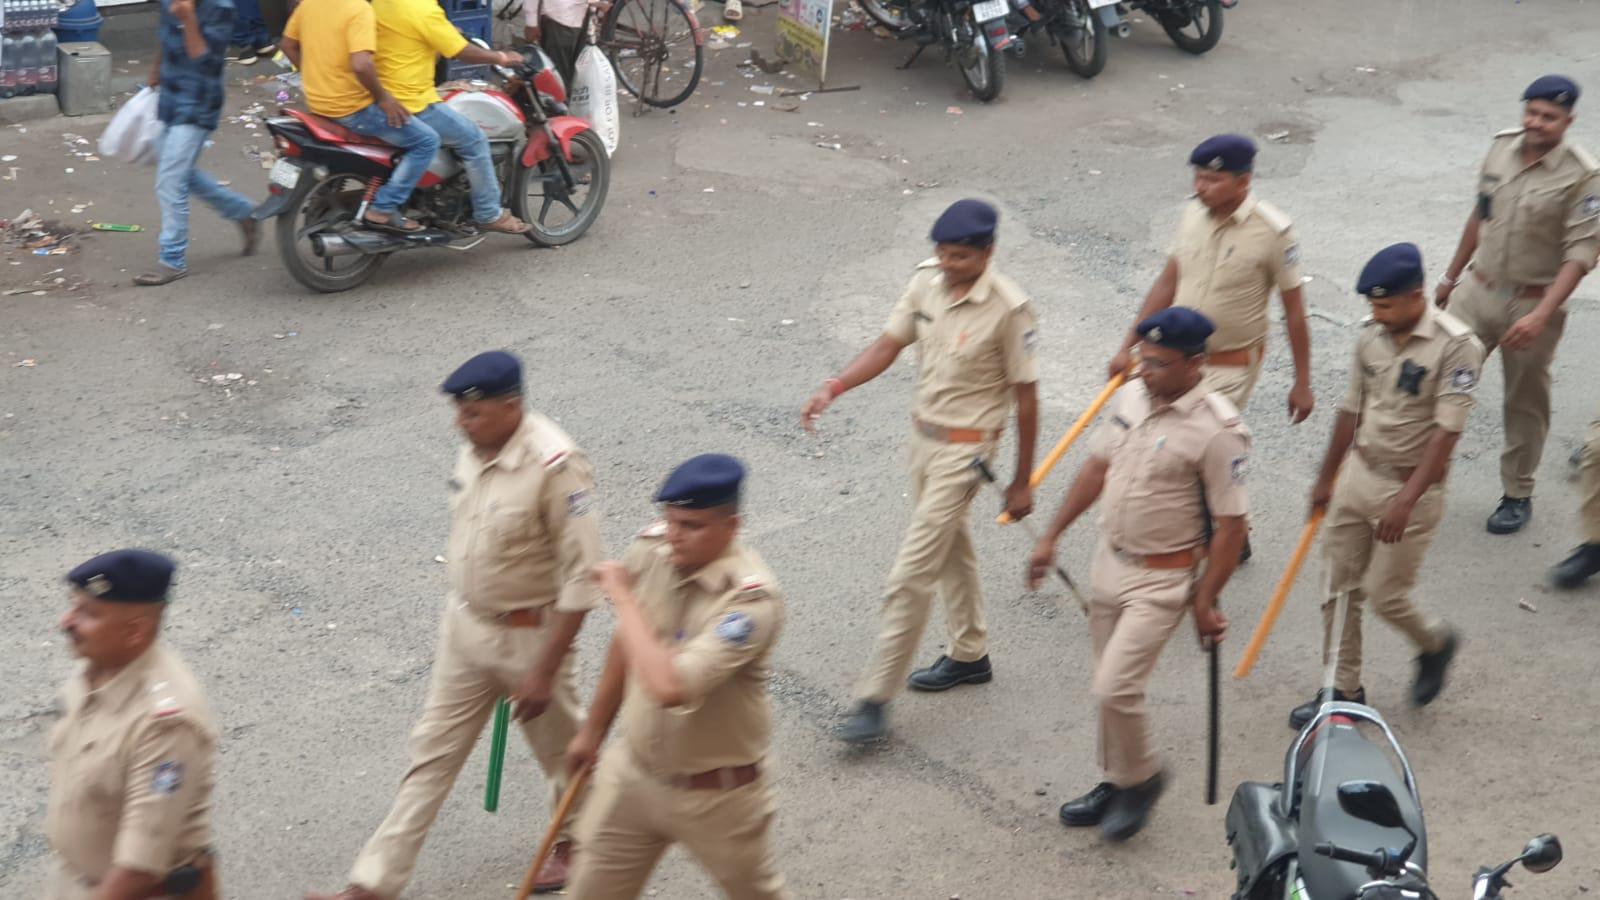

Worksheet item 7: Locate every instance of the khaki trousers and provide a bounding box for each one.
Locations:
[47,859,218,900]
[1087,539,1194,788]
[1199,343,1265,412]
[567,749,790,900]
[1582,414,1600,544]
[349,601,586,898]
[855,432,993,704]
[1452,275,1568,498]
[1320,453,1450,694]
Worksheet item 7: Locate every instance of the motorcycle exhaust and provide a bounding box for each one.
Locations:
[310,229,427,257]
[1095,5,1129,37]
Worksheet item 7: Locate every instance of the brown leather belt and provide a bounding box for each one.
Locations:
[1357,446,1417,483]
[1111,545,1203,569]
[914,417,1001,443]
[496,607,546,628]
[1470,268,1545,299]
[1206,345,1259,367]
[667,763,761,790]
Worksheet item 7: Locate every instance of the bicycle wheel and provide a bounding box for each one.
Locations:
[600,0,704,109]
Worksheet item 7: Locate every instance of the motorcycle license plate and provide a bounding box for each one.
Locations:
[269,159,301,190]
[972,0,1008,19]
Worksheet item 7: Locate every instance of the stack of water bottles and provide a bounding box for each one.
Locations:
[0,0,61,98]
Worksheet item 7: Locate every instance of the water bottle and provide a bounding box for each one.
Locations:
[16,28,35,93]
[36,26,53,92]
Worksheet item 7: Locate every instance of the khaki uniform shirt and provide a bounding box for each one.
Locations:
[618,528,784,776]
[447,412,604,616]
[883,260,1039,431]
[1088,381,1251,555]
[1340,304,1485,472]
[1473,130,1600,285]
[46,643,217,884]
[1170,193,1302,353]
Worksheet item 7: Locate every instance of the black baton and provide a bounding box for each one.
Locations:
[970,457,1087,607]
[1206,640,1219,805]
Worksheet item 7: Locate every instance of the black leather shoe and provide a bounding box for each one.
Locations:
[1412,629,1458,707]
[907,654,993,692]
[1288,686,1365,731]
[839,701,887,744]
[1486,496,1532,534]
[1099,771,1166,843]
[1059,783,1117,827]
[1551,544,1600,588]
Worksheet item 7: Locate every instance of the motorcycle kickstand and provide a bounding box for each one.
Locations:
[897,43,928,69]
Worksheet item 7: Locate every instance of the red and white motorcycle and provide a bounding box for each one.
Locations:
[253,46,608,292]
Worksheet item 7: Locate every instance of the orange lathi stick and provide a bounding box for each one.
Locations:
[998,371,1127,525]
[514,765,592,900]
[1233,510,1325,679]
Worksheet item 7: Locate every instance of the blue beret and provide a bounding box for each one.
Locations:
[442,351,522,401]
[1137,307,1215,355]
[1356,242,1425,298]
[1189,133,1256,173]
[930,199,998,246]
[1523,75,1579,108]
[67,549,175,603]
[656,453,745,509]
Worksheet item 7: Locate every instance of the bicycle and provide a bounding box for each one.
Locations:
[589,0,706,110]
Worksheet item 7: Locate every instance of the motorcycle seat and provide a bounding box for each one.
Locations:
[1297,722,1427,899]
[284,108,396,149]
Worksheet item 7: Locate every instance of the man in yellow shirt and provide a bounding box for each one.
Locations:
[281,0,528,234]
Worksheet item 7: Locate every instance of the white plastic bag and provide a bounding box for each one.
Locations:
[567,45,619,157]
[99,86,165,166]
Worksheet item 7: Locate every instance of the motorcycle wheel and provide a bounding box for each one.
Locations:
[275,173,386,293]
[958,26,1005,102]
[1057,0,1106,77]
[513,129,611,247]
[1160,0,1223,54]
[856,0,913,32]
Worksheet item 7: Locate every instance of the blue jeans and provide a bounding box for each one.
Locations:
[156,123,256,272]
[231,0,272,49]
[338,102,503,223]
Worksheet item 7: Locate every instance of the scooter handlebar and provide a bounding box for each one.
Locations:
[1314,842,1387,869]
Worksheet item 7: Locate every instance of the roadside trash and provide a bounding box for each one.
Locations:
[711,24,739,38]
[16,359,39,367]
[1264,130,1290,143]
[0,155,14,162]
[946,105,963,115]
[751,84,774,94]
[91,223,142,232]
[276,90,292,103]
[815,142,842,150]
[1518,598,1538,613]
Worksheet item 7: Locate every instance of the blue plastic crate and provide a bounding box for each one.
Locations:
[436,8,492,82]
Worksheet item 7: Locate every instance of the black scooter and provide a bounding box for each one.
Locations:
[1225,700,1563,899]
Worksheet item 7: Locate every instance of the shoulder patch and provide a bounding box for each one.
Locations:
[1436,310,1472,338]
[1204,391,1243,426]
[1253,199,1293,234]
[638,521,667,539]
[714,611,756,646]
[1568,143,1600,172]
[151,761,184,795]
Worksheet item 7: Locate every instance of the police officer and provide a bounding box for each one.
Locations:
[47,549,220,900]
[1288,244,1484,730]
[800,198,1040,744]
[1550,417,1600,587]
[1028,307,1249,843]
[1107,134,1314,425]
[1436,75,1600,535]
[307,351,601,900]
[564,455,790,899]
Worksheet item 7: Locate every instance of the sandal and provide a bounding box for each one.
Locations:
[134,264,188,286]
[363,212,425,234]
[478,211,532,235]
[723,0,742,20]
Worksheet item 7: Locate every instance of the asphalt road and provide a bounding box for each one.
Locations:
[5,1,1600,897]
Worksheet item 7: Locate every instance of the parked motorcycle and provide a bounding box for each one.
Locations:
[1226,700,1563,899]
[999,0,1225,79]
[857,0,1015,101]
[252,46,609,293]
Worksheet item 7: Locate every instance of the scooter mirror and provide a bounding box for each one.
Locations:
[1519,834,1562,874]
[1336,780,1406,830]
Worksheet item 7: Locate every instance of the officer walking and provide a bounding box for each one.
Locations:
[564,455,790,899]
[1028,308,1248,842]
[1107,134,1314,425]
[307,351,601,900]
[47,549,220,900]
[800,198,1040,744]
[1287,244,1483,730]
[1435,75,1600,535]
[1550,416,1600,587]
